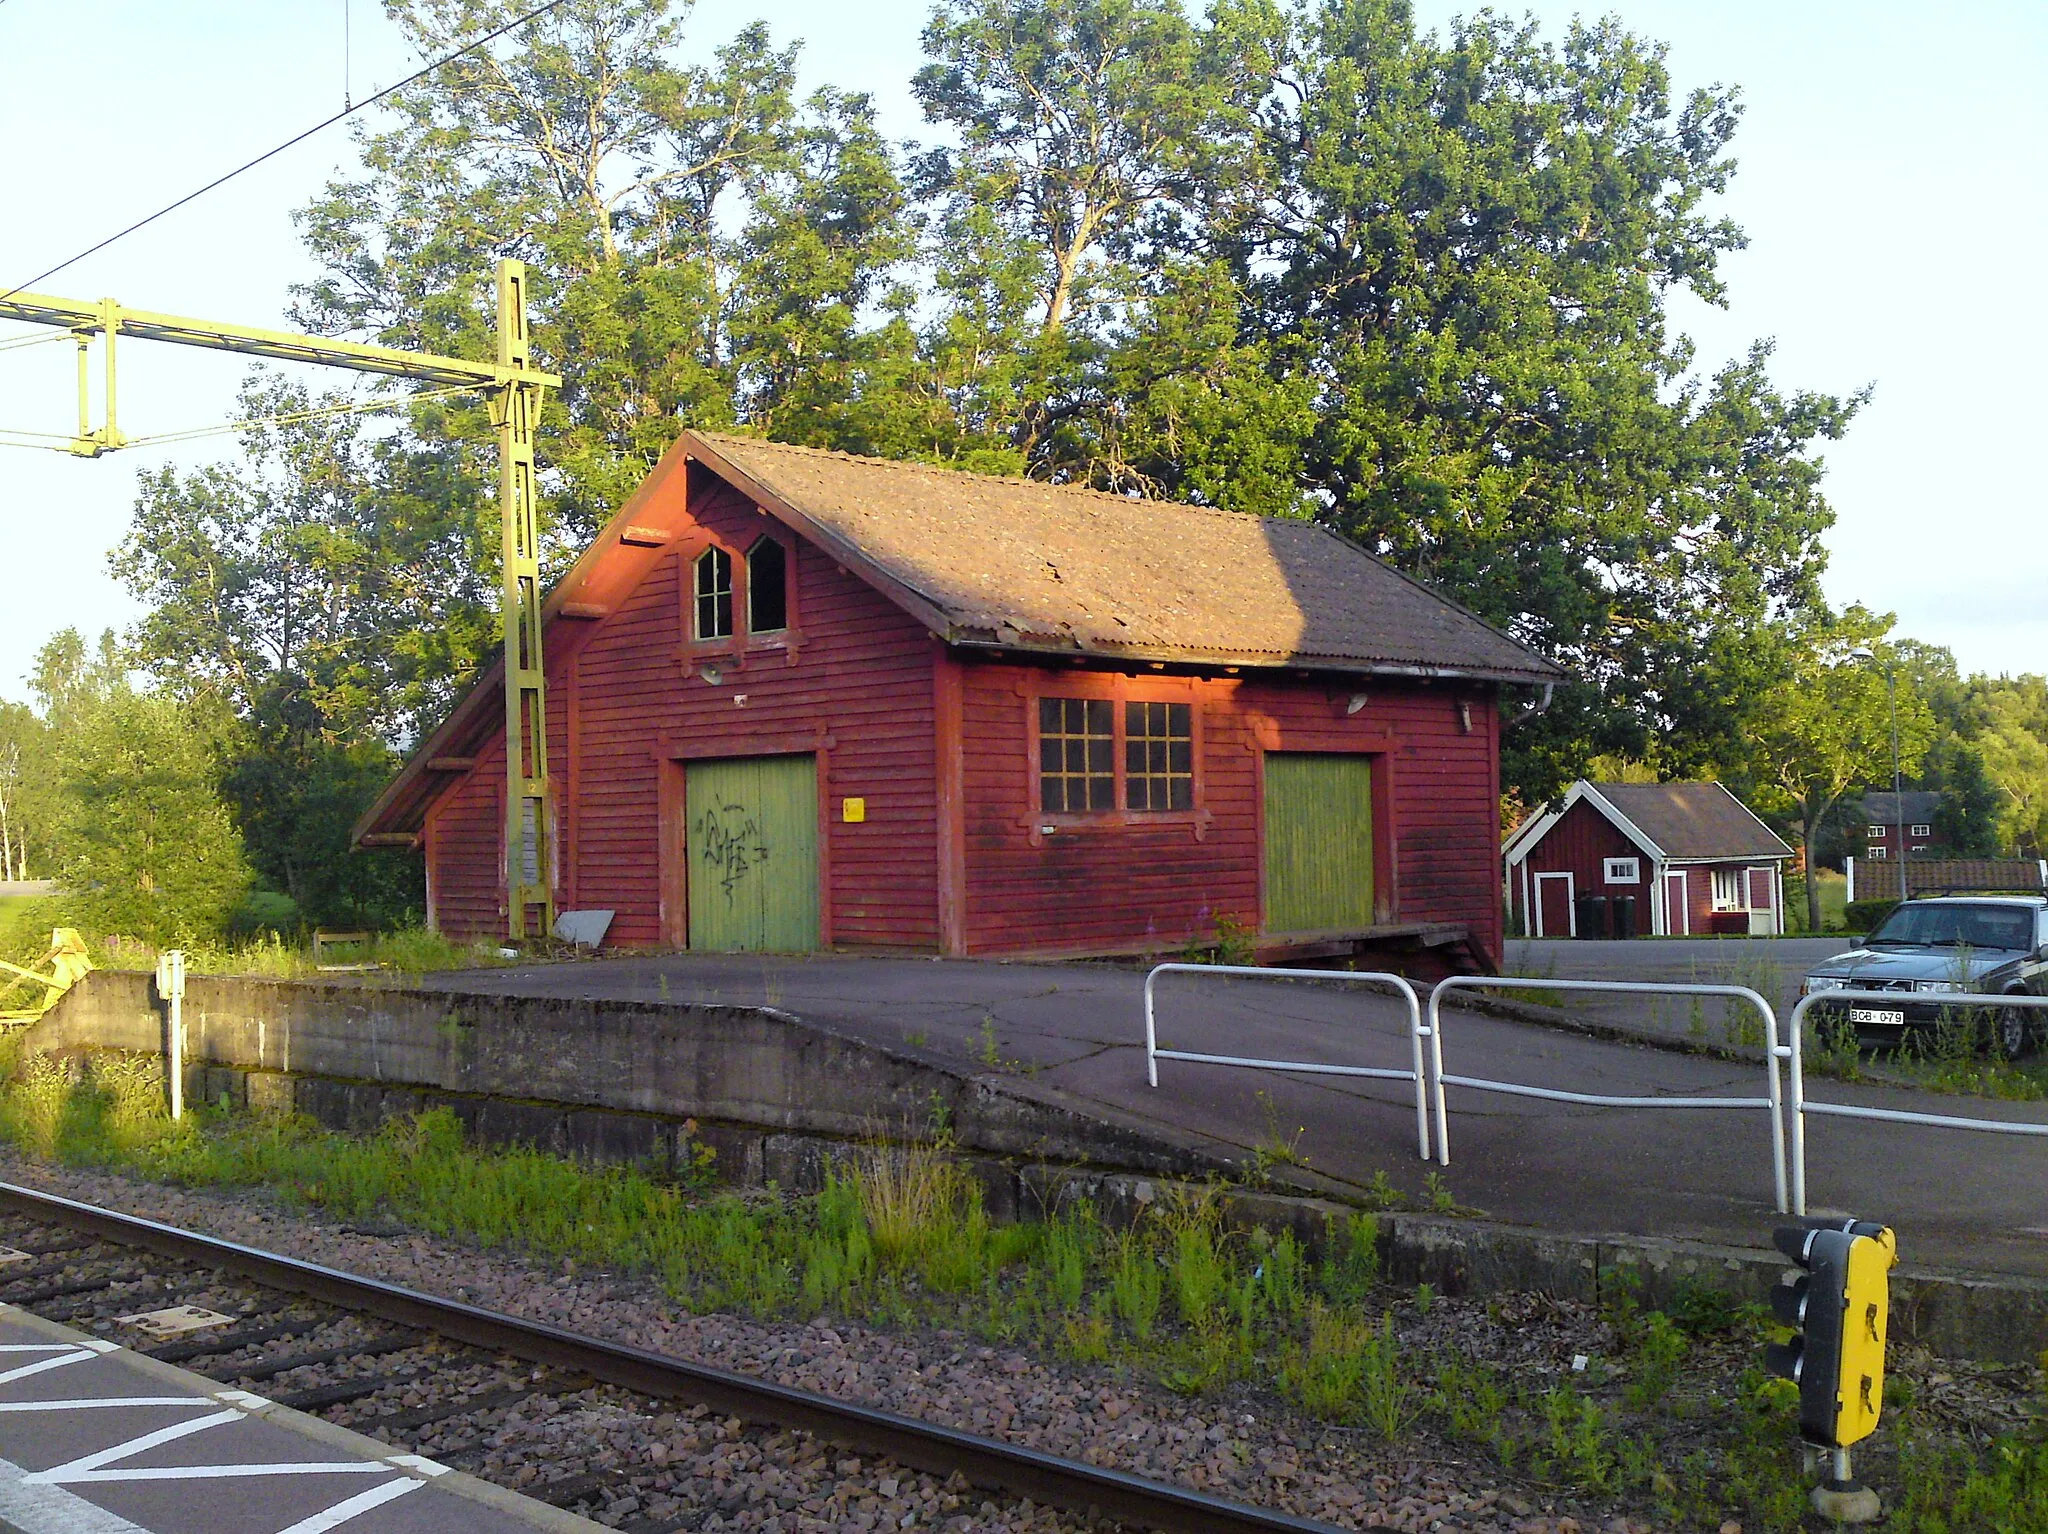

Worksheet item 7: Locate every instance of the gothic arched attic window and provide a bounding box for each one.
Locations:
[748,536,788,634]
[694,546,733,639]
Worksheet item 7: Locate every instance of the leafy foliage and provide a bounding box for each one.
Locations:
[43,679,251,946]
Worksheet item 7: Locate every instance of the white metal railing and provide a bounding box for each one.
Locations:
[1787,988,2048,1214]
[1143,964,1431,1160]
[1426,976,1789,1213]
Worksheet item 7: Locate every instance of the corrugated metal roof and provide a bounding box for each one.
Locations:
[696,433,1563,683]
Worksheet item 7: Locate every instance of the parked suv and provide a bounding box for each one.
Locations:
[1800,895,2048,1058]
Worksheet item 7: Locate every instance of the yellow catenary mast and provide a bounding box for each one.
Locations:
[0,262,561,939]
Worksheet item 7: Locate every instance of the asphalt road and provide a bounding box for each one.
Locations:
[416,951,2047,1277]
[1499,936,1854,1051]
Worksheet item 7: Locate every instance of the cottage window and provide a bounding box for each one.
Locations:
[1911,823,1931,838]
[1125,702,1194,811]
[747,536,788,634]
[1867,846,1887,859]
[1711,867,1744,910]
[1603,857,1639,884]
[694,547,734,639]
[1039,698,1114,812]
[1867,824,1885,838]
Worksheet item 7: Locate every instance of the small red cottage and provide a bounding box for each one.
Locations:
[1503,781,1794,938]
[355,432,1562,970]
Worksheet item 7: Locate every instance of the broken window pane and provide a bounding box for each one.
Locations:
[748,536,788,633]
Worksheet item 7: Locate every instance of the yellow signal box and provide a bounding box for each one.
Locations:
[1834,1226,1895,1447]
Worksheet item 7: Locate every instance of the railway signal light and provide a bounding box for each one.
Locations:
[1765,1217,1896,1448]
[1765,1217,1896,1523]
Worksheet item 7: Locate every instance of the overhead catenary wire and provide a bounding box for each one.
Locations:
[0,381,480,455]
[0,0,573,307]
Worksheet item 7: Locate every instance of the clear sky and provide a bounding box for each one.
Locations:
[1,1,2042,704]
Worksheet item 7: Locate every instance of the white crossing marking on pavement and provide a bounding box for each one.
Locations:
[0,1396,211,1412]
[24,1406,241,1482]
[53,1462,398,1484]
[0,1345,81,1353]
[0,1349,97,1386]
[0,1454,153,1533]
[270,1475,423,1533]
[384,1453,450,1476]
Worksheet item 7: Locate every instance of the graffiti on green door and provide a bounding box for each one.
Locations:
[693,798,771,905]
[685,755,820,951]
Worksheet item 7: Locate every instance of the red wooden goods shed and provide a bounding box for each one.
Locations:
[1503,780,1794,939]
[355,432,1563,970]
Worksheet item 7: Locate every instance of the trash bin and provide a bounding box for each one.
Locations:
[1574,893,1609,939]
[1611,894,1637,940]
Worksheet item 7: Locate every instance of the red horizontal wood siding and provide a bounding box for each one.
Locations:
[956,657,1504,960]
[1511,799,1647,934]
[429,460,939,947]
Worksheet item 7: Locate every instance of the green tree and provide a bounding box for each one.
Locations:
[115,372,490,746]
[113,380,428,926]
[1975,680,2048,857]
[292,0,915,539]
[1742,608,1935,932]
[0,703,55,882]
[911,0,1285,471]
[51,689,251,945]
[1238,1,1862,796]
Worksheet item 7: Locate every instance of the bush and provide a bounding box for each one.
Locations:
[1844,899,1897,934]
[228,890,302,938]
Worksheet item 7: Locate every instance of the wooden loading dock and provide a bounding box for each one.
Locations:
[355,433,1561,973]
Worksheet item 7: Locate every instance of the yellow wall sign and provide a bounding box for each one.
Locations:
[842,797,867,823]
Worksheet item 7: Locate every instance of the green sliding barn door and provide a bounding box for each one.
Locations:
[685,755,820,952]
[1263,753,1375,934]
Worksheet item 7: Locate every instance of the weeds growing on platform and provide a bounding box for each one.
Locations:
[74,925,520,983]
[0,1053,2042,1532]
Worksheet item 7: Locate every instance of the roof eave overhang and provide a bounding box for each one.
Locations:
[949,634,1565,686]
[1662,854,1795,864]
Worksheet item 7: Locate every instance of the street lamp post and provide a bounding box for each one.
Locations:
[1885,663,1906,905]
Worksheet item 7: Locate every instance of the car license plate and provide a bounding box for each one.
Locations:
[1848,1007,1905,1027]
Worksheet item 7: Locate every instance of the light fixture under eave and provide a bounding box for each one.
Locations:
[1346,693,1370,715]
[701,666,723,686]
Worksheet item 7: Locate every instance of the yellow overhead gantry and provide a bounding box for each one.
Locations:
[0,261,562,940]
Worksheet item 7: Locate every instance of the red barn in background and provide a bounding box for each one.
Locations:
[354,431,1562,974]
[1503,781,1794,939]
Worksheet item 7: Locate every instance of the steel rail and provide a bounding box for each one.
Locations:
[0,1181,1339,1534]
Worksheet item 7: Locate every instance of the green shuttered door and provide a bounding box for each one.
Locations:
[1263,753,1375,934]
[685,755,820,952]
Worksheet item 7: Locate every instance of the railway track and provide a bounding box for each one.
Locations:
[0,1182,1337,1534]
